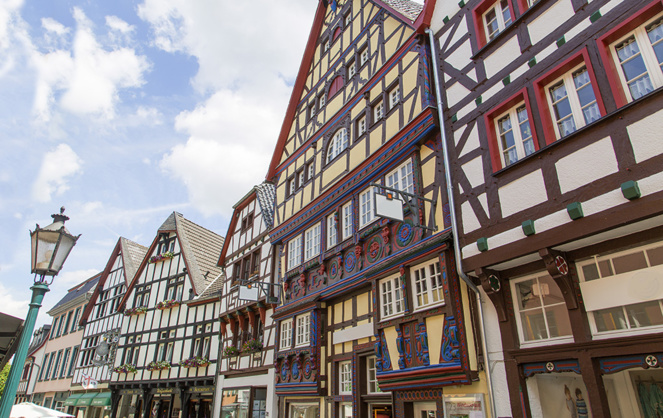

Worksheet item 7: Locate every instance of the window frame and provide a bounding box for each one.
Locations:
[380,274,405,320]
[342,202,353,240]
[359,186,377,229]
[472,0,515,47]
[385,159,414,195]
[304,223,321,261]
[338,360,352,395]
[484,88,540,171]
[347,60,356,79]
[597,3,663,107]
[372,100,384,124]
[287,235,303,271]
[327,213,337,249]
[388,85,400,110]
[295,313,310,347]
[356,114,367,137]
[280,318,293,350]
[510,272,574,346]
[326,128,349,164]
[533,49,606,144]
[366,355,382,393]
[410,259,445,311]
[359,45,369,67]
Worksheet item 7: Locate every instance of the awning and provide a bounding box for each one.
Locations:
[76,393,98,406]
[63,394,82,406]
[0,313,23,371]
[91,393,111,407]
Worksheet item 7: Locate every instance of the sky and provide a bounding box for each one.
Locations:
[0,0,319,329]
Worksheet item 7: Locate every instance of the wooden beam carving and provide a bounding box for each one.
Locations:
[539,248,578,309]
[476,268,508,322]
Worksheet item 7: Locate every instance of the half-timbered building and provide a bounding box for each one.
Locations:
[214,182,278,418]
[15,325,51,404]
[431,0,663,416]
[34,275,100,415]
[266,0,492,416]
[72,237,147,418]
[111,213,224,418]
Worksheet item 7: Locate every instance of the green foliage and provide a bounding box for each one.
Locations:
[0,363,11,400]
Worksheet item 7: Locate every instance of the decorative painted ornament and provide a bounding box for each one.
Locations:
[488,275,501,292]
[646,355,658,368]
[546,362,555,372]
[555,255,569,275]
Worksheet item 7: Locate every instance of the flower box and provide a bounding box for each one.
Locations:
[180,356,210,368]
[124,306,148,316]
[113,364,137,374]
[146,361,171,371]
[223,346,240,358]
[149,252,175,264]
[241,339,263,354]
[156,299,180,310]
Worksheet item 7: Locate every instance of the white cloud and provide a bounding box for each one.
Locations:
[139,0,316,215]
[0,0,24,51]
[55,268,99,287]
[32,143,83,203]
[32,7,150,121]
[0,282,30,319]
[41,17,69,35]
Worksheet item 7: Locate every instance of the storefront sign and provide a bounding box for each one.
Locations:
[188,386,214,394]
[120,389,142,395]
[154,388,178,395]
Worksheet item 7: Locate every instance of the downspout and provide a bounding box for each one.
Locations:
[425,28,498,418]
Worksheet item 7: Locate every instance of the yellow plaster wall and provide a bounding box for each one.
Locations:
[385,111,400,140]
[356,292,369,317]
[382,326,400,371]
[403,54,418,92]
[461,281,478,371]
[322,157,346,189]
[349,140,366,172]
[369,125,383,154]
[425,314,445,366]
[302,184,312,207]
[328,91,344,116]
[343,299,352,322]
[334,302,343,324]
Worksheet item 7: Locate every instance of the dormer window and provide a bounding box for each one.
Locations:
[326,128,348,164]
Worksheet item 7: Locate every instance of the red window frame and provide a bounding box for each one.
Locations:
[484,87,540,171]
[533,48,607,145]
[596,0,663,108]
[472,0,516,48]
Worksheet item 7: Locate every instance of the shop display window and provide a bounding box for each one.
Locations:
[603,367,663,418]
[288,403,319,418]
[526,372,591,418]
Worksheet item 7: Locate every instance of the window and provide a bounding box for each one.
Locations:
[134,286,150,308]
[157,233,176,254]
[67,346,78,376]
[298,170,305,188]
[342,202,353,240]
[327,213,337,248]
[483,0,512,41]
[59,348,70,378]
[545,65,601,139]
[345,12,352,27]
[50,318,58,340]
[495,104,535,167]
[340,403,352,418]
[288,177,296,196]
[287,235,302,270]
[339,361,352,394]
[359,187,376,228]
[304,224,321,261]
[389,86,400,109]
[380,275,404,319]
[165,277,184,301]
[348,61,356,79]
[512,273,573,344]
[156,331,174,362]
[332,26,342,42]
[319,94,326,109]
[280,319,293,350]
[307,162,314,181]
[373,101,384,122]
[329,75,344,98]
[609,14,663,102]
[326,128,348,163]
[62,311,72,336]
[295,314,310,347]
[39,353,49,380]
[51,350,62,380]
[357,115,366,136]
[360,47,369,66]
[577,242,663,335]
[411,260,444,310]
[322,38,330,53]
[56,315,64,337]
[308,103,316,121]
[367,356,381,393]
[289,404,319,418]
[386,159,414,195]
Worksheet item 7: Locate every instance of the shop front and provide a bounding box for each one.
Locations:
[220,387,267,418]
[183,386,214,418]
[115,389,143,418]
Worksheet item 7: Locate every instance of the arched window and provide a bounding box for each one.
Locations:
[327,128,348,163]
[328,76,344,98]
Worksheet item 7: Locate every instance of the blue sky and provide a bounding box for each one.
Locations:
[0,0,317,328]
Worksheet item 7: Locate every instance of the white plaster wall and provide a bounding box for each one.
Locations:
[456,124,480,158]
[600,0,626,16]
[445,39,473,71]
[446,81,471,108]
[461,200,482,234]
[627,108,663,163]
[484,36,521,79]
[528,0,575,45]
[583,189,627,217]
[479,288,513,418]
[555,137,618,194]
[431,3,462,34]
[462,156,485,190]
[498,169,548,218]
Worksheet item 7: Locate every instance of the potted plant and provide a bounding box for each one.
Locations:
[223,345,240,358]
[156,299,180,310]
[113,364,137,373]
[124,306,148,316]
[146,360,171,371]
[149,251,175,264]
[241,339,263,354]
[179,356,210,368]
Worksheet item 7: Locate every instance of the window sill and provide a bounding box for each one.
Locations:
[411,300,445,313]
[591,325,663,341]
[379,312,405,323]
[518,336,574,349]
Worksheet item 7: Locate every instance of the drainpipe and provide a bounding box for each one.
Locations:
[425,28,498,418]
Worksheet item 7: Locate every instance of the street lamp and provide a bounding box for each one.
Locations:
[0,208,80,418]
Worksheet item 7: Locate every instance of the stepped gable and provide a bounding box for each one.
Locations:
[255,182,276,229]
[173,212,225,294]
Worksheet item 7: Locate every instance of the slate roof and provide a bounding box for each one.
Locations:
[382,0,424,21]
[161,212,225,294]
[48,274,101,315]
[27,325,51,357]
[255,182,276,229]
[120,237,148,285]
[188,272,224,303]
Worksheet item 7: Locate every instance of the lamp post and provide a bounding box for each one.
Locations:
[0,208,80,418]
